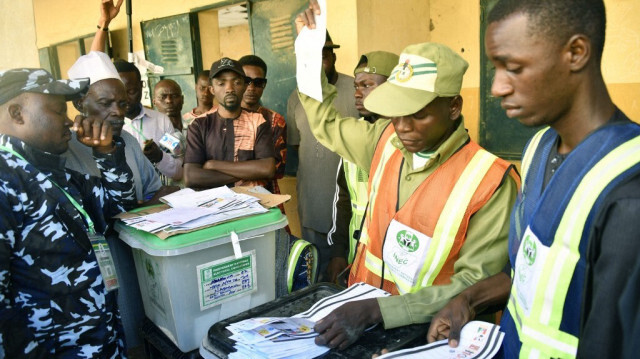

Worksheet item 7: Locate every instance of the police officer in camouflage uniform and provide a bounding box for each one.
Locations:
[0,68,136,358]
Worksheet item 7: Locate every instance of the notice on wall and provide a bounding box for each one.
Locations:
[197,250,257,311]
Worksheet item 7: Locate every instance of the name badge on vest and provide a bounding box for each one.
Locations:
[513,226,549,316]
[383,219,432,288]
[89,233,120,292]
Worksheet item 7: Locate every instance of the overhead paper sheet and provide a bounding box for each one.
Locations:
[294,0,327,102]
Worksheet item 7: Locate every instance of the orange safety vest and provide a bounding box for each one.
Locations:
[348,125,517,294]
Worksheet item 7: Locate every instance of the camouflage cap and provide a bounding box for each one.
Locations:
[0,68,89,106]
[364,42,468,117]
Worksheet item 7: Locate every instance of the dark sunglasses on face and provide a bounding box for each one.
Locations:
[245,77,267,88]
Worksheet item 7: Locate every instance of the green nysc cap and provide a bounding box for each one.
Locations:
[364,42,468,117]
[353,51,399,78]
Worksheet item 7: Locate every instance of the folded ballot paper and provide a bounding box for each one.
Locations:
[227,282,391,359]
[116,186,289,239]
[376,320,504,359]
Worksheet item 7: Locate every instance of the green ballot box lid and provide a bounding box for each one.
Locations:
[115,207,287,257]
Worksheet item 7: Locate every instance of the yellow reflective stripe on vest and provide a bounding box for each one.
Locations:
[286,239,318,293]
[351,202,366,211]
[344,159,369,263]
[343,159,368,212]
[521,127,550,187]
[362,132,399,249]
[517,135,640,358]
[507,293,523,335]
[417,149,497,288]
[521,322,579,358]
[509,255,579,359]
[363,248,393,279]
[368,133,398,223]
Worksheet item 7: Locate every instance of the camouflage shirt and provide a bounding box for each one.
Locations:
[0,134,136,358]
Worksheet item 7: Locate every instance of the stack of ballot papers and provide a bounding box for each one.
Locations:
[226,282,391,359]
[120,186,268,235]
[376,320,504,359]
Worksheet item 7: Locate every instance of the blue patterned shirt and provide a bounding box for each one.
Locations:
[0,134,136,358]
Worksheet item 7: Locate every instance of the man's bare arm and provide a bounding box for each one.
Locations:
[91,0,123,52]
[204,157,276,181]
[183,163,238,189]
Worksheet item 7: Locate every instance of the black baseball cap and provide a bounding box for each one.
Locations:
[209,57,246,80]
[324,30,340,49]
[0,68,89,106]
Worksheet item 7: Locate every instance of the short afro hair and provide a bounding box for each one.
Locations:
[113,59,142,82]
[488,0,606,61]
[197,70,210,81]
[238,55,268,76]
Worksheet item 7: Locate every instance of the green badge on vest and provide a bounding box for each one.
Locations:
[396,230,419,252]
[523,234,537,265]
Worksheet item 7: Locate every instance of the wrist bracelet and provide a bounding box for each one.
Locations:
[97,24,109,32]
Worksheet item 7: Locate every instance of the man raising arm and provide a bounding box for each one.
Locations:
[295,2,518,350]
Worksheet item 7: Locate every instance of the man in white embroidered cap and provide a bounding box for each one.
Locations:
[293,1,520,350]
[63,0,177,352]
[0,67,136,357]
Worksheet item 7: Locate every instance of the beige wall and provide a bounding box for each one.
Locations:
[602,0,640,121]
[429,0,480,141]
[326,0,359,75]
[55,41,82,80]
[33,0,235,51]
[356,0,431,58]
[219,24,251,60]
[198,9,221,71]
[0,0,39,69]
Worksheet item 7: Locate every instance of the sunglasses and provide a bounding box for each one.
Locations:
[245,77,267,88]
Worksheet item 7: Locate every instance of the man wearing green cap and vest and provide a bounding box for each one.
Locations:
[294,3,519,350]
[326,51,399,284]
[426,1,640,358]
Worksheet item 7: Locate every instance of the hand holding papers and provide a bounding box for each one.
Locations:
[294,0,327,102]
[375,321,504,359]
[227,283,390,359]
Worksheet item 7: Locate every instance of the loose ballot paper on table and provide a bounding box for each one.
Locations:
[115,185,290,239]
[225,283,391,359]
[376,321,504,359]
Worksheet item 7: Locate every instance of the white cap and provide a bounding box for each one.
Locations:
[68,51,122,85]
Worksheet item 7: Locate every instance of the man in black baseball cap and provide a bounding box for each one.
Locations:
[0,67,136,357]
[209,56,246,80]
[183,57,276,189]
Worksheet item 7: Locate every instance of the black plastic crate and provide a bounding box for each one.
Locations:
[141,318,202,359]
[202,283,428,358]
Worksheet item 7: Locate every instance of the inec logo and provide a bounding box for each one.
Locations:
[396,230,419,252]
[523,234,537,265]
